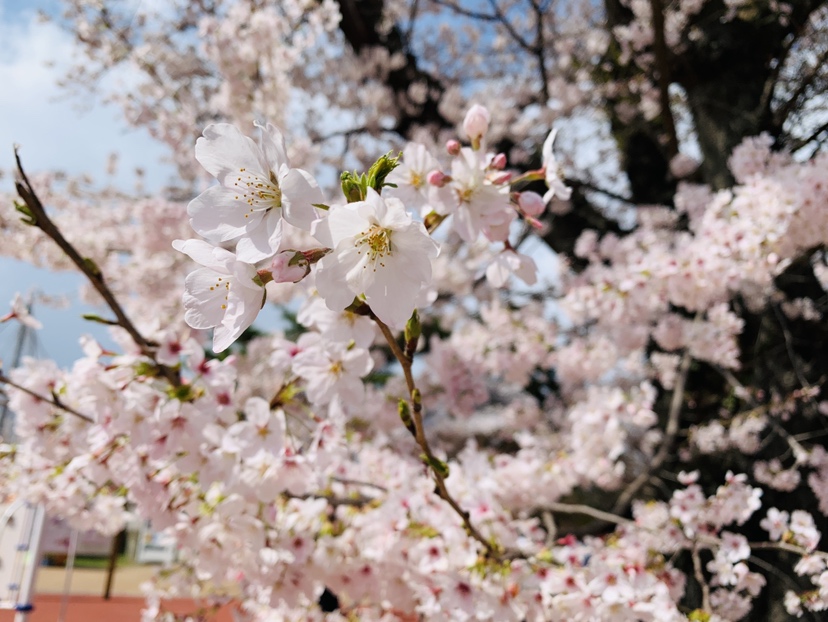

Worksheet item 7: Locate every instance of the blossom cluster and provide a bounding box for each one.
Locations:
[2,101,828,622]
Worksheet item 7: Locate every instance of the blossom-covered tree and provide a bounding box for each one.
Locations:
[2,1,828,621]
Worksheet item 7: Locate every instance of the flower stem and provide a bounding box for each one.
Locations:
[370,310,504,560]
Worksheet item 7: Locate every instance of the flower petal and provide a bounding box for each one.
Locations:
[257,122,289,172]
[342,243,376,294]
[188,185,265,242]
[364,270,418,327]
[212,285,264,352]
[325,205,369,246]
[173,239,233,273]
[181,267,229,329]
[280,168,324,231]
[235,211,283,263]
[196,124,268,187]
[315,256,357,312]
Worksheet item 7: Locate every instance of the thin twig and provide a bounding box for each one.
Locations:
[287,491,377,508]
[331,476,389,492]
[370,310,508,560]
[772,302,812,389]
[613,350,692,514]
[545,500,828,562]
[648,0,679,157]
[546,501,635,528]
[0,373,94,423]
[692,544,712,613]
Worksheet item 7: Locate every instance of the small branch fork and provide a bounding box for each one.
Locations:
[0,372,94,423]
[13,150,180,387]
[613,350,692,515]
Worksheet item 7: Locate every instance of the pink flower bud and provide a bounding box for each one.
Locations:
[446,139,461,156]
[462,104,490,143]
[518,191,546,217]
[427,169,448,187]
[491,153,507,170]
[269,251,309,283]
[490,172,512,185]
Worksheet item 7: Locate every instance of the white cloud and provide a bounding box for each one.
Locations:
[0,4,173,367]
[0,3,173,191]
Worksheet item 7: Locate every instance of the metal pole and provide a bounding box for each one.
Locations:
[57,529,79,622]
[13,504,45,622]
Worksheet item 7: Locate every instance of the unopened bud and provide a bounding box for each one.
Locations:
[491,153,507,170]
[518,191,546,217]
[463,104,490,146]
[269,251,310,284]
[404,309,421,359]
[491,172,512,185]
[446,139,461,156]
[340,171,364,203]
[398,399,416,436]
[427,169,448,187]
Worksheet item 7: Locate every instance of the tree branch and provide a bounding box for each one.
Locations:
[613,350,692,514]
[14,150,180,387]
[648,0,679,157]
[370,309,511,560]
[0,372,94,424]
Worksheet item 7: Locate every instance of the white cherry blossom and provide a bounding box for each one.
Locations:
[172,239,265,352]
[313,188,439,327]
[486,250,538,288]
[445,147,513,242]
[188,123,324,262]
[1,293,42,330]
[292,334,373,406]
[385,142,443,216]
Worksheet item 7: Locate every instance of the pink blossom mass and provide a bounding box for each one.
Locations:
[2,2,828,621]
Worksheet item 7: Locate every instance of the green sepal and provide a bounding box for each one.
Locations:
[14,201,36,226]
[365,151,401,191]
[341,171,365,202]
[166,383,201,403]
[134,361,160,378]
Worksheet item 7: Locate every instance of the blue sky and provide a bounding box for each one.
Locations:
[0,0,173,367]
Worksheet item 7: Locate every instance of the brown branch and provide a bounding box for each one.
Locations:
[613,350,692,514]
[287,491,377,508]
[14,150,180,387]
[648,0,679,157]
[772,303,811,389]
[330,476,389,492]
[0,372,94,424]
[786,117,828,154]
[692,544,712,614]
[370,309,510,560]
[773,47,828,127]
[532,4,550,103]
[546,501,635,528]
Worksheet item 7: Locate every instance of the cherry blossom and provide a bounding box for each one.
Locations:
[188,123,323,263]
[313,188,438,327]
[172,239,266,352]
